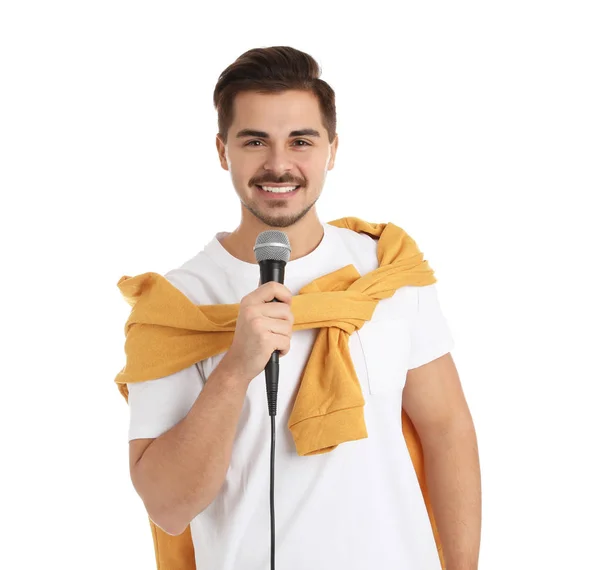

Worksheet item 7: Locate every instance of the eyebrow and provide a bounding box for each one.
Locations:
[235,128,321,139]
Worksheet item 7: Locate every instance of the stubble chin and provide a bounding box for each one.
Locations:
[241,194,318,229]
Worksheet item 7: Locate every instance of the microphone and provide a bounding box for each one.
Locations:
[253,230,291,417]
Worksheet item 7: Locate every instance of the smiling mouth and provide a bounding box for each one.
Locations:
[255,184,301,194]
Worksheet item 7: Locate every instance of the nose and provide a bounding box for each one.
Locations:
[262,145,295,174]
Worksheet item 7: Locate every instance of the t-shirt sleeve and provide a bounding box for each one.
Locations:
[127,363,205,441]
[407,283,455,370]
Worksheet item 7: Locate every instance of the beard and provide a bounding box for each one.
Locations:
[241,192,319,228]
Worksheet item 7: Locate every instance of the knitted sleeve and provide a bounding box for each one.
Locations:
[407,284,455,370]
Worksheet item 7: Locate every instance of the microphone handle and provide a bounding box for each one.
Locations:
[259,260,286,417]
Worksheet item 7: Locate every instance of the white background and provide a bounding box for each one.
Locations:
[1,1,598,568]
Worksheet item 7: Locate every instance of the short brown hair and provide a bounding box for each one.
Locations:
[213,46,337,144]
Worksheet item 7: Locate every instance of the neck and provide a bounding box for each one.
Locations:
[219,211,325,264]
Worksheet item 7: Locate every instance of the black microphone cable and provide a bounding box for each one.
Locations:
[265,351,279,570]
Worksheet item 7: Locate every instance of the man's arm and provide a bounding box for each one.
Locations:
[129,358,251,535]
[402,352,481,570]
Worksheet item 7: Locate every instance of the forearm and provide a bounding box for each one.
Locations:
[132,359,249,534]
[422,420,482,570]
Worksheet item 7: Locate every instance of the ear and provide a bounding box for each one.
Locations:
[216,134,229,171]
[328,134,339,170]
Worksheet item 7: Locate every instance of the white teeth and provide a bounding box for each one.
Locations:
[258,185,298,193]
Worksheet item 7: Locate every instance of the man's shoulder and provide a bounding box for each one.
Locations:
[327,222,378,249]
[163,251,223,304]
[326,223,379,275]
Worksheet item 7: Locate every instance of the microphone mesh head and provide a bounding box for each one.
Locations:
[253,230,291,263]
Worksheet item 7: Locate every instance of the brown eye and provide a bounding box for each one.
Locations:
[245,140,311,147]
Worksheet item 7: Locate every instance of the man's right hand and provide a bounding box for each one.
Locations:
[220,281,295,385]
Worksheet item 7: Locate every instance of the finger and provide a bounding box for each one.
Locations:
[253,281,293,304]
[260,303,294,321]
[261,317,293,337]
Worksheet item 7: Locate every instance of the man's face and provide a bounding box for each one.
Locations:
[216,89,338,228]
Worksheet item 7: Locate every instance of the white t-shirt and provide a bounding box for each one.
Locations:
[127,221,455,569]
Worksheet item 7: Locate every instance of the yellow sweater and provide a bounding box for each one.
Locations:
[116,216,446,569]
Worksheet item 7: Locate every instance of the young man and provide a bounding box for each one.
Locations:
[125,46,481,569]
